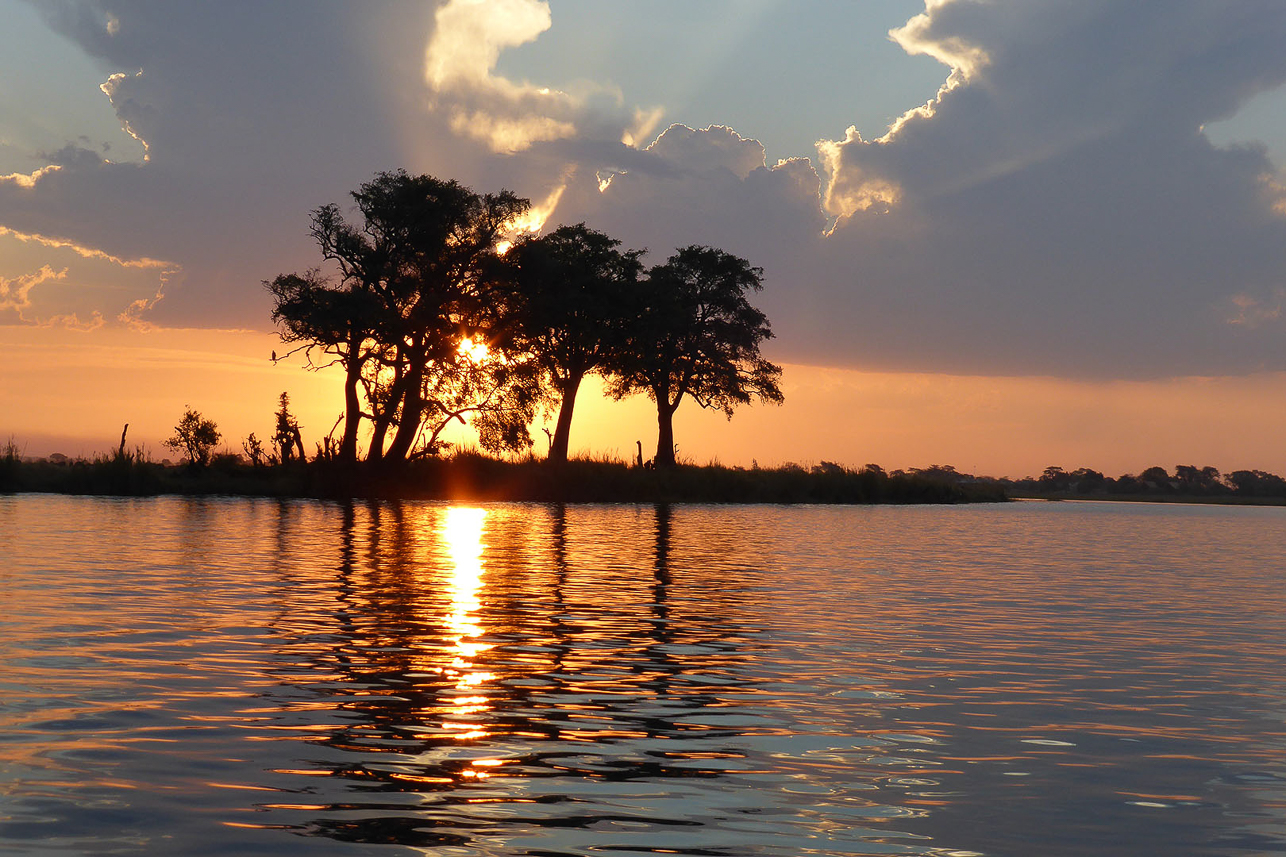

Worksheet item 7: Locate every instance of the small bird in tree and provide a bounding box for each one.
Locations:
[164,407,221,468]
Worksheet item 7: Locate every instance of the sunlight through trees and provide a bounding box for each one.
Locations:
[267,171,782,468]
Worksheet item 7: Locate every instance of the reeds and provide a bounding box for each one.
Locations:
[0,446,1006,504]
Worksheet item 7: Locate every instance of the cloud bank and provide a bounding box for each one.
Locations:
[3,0,1286,380]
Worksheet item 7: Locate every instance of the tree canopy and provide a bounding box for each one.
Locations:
[609,246,783,467]
[268,170,536,465]
[502,224,644,463]
[164,407,221,467]
[269,172,783,469]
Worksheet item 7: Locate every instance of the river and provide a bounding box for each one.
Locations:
[2,496,1285,856]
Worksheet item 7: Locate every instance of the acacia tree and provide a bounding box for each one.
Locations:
[267,268,379,464]
[268,170,534,465]
[503,224,643,463]
[164,407,221,468]
[609,246,784,467]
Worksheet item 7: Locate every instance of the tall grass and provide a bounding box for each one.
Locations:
[0,443,1007,505]
[0,437,21,492]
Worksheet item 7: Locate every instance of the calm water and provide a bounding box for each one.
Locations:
[2,497,1286,856]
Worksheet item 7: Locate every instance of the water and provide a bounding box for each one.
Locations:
[2,496,1286,856]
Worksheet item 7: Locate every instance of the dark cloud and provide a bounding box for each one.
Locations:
[5,1,452,326]
[802,0,1286,376]
[4,0,1286,379]
[559,0,1286,378]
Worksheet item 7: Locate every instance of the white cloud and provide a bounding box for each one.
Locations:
[0,165,62,189]
[424,0,654,154]
[890,0,990,80]
[645,124,766,180]
[425,0,574,152]
[0,264,66,318]
[99,71,150,160]
[426,0,551,93]
[0,224,170,270]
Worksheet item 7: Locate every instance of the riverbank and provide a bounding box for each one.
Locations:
[0,453,1006,505]
[1009,491,1286,506]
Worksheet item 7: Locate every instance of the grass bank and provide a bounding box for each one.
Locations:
[0,449,1006,505]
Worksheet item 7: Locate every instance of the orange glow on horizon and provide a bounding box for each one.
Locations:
[4,324,1286,478]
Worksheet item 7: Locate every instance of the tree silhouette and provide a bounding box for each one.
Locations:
[503,224,643,464]
[273,392,306,464]
[267,268,378,464]
[164,407,221,468]
[609,246,783,467]
[268,171,533,464]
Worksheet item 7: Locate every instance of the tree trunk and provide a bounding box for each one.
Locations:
[384,368,424,464]
[341,347,362,464]
[548,372,584,464]
[380,344,425,465]
[654,400,677,467]
[366,363,409,464]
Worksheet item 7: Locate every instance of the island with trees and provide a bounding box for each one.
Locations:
[11,170,1271,506]
[263,169,783,473]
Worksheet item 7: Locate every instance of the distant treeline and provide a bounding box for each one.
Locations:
[8,438,1283,505]
[1006,464,1286,502]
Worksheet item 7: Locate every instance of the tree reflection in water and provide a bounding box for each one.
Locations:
[8,497,1285,856]
[258,501,768,853]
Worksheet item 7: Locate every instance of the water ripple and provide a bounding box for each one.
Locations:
[2,496,1286,855]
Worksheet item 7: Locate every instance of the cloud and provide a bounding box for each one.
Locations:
[99,71,151,160]
[553,124,826,263]
[6,0,1286,381]
[4,2,433,328]
[426,0,553,93]
[424,0,576,153]
[645,124,767,180]
[0,224,170,270]
[0,265,67,319]
[423,0,660,153]
[788,0,1286,377]
[0,165,63,189]
[0,224,175,326]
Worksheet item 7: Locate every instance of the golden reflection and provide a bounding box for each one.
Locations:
[441,506,495,739]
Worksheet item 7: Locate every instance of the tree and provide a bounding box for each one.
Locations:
[164,407,221,467]
[242,432,267,468]
[503,224,644,463]
[272,392,306,464]
[267,268,378,464]
[268,170,533,465]
[609,245,783,467]
[1139,466,1172,491]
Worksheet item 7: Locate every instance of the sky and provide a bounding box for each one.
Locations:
[3,0,1286,477]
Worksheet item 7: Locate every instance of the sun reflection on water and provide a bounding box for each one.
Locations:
[440,506,495,744]
[10,499,1286,855]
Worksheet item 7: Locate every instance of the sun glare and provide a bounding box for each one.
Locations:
[457,335,490,363]
[440,506,495,740]
[496,181,567,253]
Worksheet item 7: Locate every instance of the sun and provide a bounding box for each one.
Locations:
[457,334,490,363]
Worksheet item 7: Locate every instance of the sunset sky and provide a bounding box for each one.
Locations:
[4,0,1286,477]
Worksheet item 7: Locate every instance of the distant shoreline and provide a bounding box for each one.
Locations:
[1009,492,1286,507]
[11,450,1286,507]
[0,454,1006,506]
